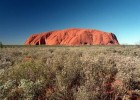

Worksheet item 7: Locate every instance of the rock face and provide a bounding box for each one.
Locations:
[25,28,119,45]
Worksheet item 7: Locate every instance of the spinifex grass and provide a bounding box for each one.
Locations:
[0,45,140,100]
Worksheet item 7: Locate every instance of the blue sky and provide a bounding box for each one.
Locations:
[0,0,140,45]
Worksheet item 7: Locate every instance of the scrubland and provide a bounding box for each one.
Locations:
[0,45,140,100]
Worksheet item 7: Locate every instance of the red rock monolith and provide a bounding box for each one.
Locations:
[25,28,119,45]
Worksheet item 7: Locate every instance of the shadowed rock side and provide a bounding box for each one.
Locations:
[25,28,119,45]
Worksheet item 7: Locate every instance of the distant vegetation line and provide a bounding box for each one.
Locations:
[1,44,140,48]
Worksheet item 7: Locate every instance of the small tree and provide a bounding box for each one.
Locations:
[0,42,3,48]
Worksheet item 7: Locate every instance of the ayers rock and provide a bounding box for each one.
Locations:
[25,28,119,46]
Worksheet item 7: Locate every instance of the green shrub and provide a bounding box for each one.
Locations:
[0,80,18,99]
[19,79,44,99]
[0,42,3,48]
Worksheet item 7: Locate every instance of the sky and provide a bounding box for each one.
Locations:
[0,0,140,45]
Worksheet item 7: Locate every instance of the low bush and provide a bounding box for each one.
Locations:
[0,46,139,100]
[0,42,3,48]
